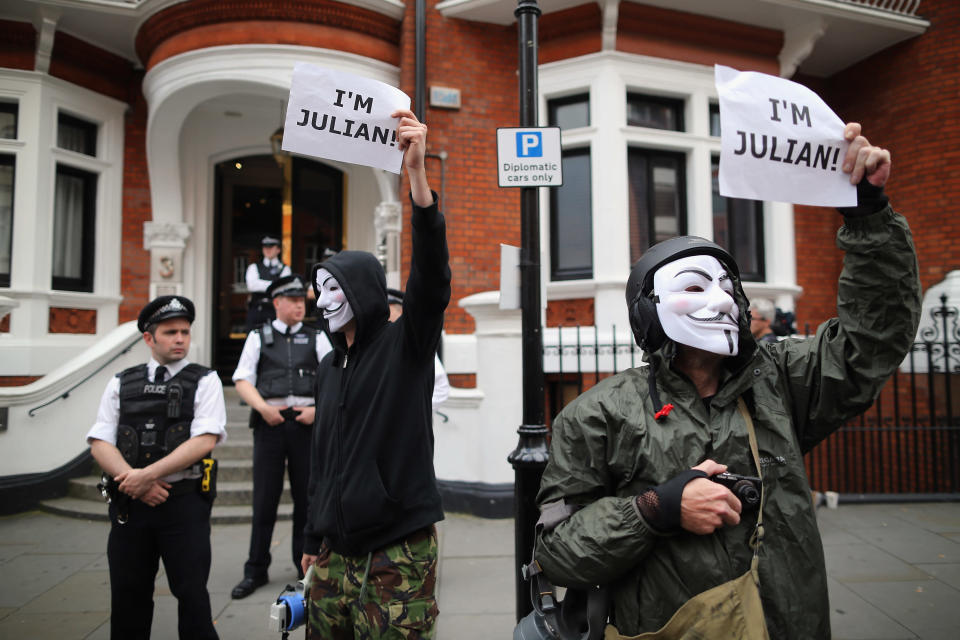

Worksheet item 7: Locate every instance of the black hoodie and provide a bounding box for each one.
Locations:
[304,193,451,556]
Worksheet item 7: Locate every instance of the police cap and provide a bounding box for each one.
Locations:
[267,274,307,299]
[261,235,281,246]
[137,295,196,332]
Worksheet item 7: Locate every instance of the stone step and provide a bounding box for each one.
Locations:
[39,496,293,525]
[66,476,291,506]
[219,458,254,482]
[227,406,250,423]
[213,438,253,460]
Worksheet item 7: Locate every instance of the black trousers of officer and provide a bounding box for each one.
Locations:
[244,411,312,579]
[107,490,217,640]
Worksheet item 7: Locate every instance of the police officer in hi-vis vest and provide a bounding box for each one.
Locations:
[87,295,227,640]
[245,235,292,331]
[230,275,332,599]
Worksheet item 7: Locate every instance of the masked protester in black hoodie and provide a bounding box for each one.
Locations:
[301,109,450,639]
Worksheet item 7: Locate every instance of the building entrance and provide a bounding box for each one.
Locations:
[212,154,344,380]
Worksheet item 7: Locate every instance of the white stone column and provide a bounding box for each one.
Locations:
[143,221,191,299]
[432,291,522,486]
[374,200,402,290]
[0,295,18,323]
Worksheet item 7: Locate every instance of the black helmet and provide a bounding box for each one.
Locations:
[626,236,740,352]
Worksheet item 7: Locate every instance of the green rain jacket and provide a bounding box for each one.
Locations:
[536,205,921,639]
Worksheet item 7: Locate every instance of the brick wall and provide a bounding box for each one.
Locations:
[795,0,960,329]
[0,20,35,70]
[398,1,521,335]
[136,0,402,69]
[121,85,152,324]
[617,4,782,75]
[49,32,136,103]
[546,298,594,327]
[48,308,97,334]
[0,375,41,387]
[540,4,601,64]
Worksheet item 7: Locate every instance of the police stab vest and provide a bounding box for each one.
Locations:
[255,325,318,399]
[251,261,286,305]
[116,363,209,468]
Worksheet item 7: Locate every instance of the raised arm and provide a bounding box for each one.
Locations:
[779,124,921,450]
[392,109,451,357]
[394,109,431,207]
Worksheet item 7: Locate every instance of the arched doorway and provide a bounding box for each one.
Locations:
[211,154,344,379]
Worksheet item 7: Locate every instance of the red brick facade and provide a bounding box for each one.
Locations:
[795,0,960,330]
[48,308,97,334]
[0,20,35,70]
[398,1,521,335]
[546,298,594,328]
[49,32,136,104]
[1,0,956,353]
[136,0,402,69]
[0,375,41,387]
[617,4,782,76]
[121,88,153,325]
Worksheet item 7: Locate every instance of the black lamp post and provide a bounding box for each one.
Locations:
[507,0,549,623]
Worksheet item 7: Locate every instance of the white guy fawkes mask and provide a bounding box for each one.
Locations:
[652,254,740,356]
[315,268,355,333]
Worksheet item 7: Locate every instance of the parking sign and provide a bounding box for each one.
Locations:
[497,127,562,187]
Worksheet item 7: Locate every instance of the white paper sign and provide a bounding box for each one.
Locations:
[282,63,411,174]
[715,65,855,207]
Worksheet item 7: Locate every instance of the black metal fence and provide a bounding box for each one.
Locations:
[543,298,960,499]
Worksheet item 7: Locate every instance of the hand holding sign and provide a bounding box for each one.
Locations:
[393,108,433,207]
[715,65,856,207]
[843,122,891,187]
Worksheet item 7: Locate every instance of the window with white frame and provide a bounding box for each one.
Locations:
[52,112,99,292]
[626,94,687,263]
[0,69,124,314]
[709,103,765,281]
[540,54,786,313]
[548,94,593,281]
[628,148,687,263]
[0,101,16,287]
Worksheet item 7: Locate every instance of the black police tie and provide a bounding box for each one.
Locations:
[155,366,168,383]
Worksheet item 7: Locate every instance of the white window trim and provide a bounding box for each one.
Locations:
[539,51,799,329]
[0,69,125,375]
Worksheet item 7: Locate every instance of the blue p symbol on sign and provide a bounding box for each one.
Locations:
[516,132,543,158]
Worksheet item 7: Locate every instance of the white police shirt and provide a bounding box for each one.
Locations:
[232,318,333,406]
[86,358,228,482]
[433,354,449,409]
[245,259,292,293]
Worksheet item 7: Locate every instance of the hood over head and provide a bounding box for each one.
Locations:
[310,251,389,348]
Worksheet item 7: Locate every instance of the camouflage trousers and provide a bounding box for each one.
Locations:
[306,526,439,639]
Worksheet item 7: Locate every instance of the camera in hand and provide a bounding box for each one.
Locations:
[710,472,761,509]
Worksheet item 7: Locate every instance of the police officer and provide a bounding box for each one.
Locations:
[245,235,291,331]
[87,295,226,640]
[230,275,332,598]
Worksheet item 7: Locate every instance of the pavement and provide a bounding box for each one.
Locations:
[0,502,958,640]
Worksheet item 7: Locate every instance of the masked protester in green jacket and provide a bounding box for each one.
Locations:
[535,123,921,640]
